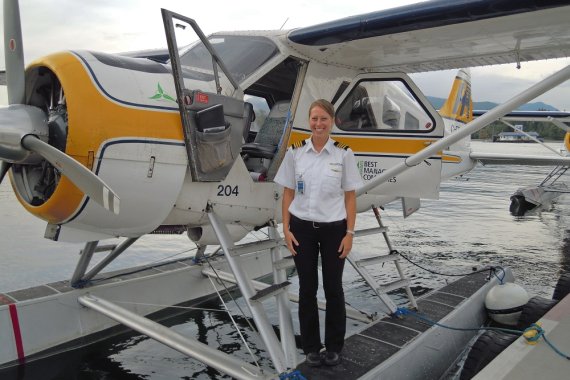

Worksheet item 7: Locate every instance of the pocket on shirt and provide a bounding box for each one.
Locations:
[322,171,342,195]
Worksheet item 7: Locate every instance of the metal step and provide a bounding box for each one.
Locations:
[274,256,295,270]
[354,253,400,267]
[377,279,410,294]
[229,239,283,257]
[250,281,291,303]
[354,226,387,237]
[202,269,375,323]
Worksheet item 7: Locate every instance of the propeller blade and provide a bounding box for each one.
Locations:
[3,0,26,105]
[0,161,12,184]
[21,135,120,215]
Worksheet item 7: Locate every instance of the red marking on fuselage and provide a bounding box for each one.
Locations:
[8,304,25,364]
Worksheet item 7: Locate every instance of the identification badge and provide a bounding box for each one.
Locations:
[297,179,305,194]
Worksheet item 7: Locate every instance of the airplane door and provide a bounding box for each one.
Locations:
[162,9,246,182]
[334,73,444,200]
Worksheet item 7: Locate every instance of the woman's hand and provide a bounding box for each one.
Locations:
[284,229,299,256]
[338,233,353,259]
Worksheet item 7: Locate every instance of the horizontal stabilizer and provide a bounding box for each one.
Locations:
[470,152,570,166]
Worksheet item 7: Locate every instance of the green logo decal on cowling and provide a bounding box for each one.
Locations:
[150,83,176,102]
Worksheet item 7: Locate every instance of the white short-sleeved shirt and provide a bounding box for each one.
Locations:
[274,138,363,223]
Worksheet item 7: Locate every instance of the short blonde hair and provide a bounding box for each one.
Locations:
[309,99,335,119]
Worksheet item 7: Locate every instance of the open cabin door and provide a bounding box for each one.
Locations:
[162,9,247,182]
[334,73,444,200]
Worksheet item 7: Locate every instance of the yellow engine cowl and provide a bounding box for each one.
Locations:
[10,51,188,241]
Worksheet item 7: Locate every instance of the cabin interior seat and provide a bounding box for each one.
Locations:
[241,100,290,178]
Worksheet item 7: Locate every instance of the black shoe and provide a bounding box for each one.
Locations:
[324,351,341,366]
[306,352,322,367]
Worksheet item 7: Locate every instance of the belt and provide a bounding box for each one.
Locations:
[290,214,346,228]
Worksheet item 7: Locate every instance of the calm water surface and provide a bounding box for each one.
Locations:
[1,141,569,379]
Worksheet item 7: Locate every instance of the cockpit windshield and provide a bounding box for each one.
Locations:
[180,35,279,84]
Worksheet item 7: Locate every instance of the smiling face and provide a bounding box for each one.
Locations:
[309,105,333,144]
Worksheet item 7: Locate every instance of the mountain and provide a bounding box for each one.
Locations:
[426,96,559,112]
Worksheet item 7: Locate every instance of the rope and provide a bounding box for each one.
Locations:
[345,300,377,321]
[204,255,260,335]
[395,307,570,360]
[377,208,507,282]
[279,370,307,380]
[105,300,227,314]
[397,250,505,281]
[523,323,570,360]
[207,276,262,370]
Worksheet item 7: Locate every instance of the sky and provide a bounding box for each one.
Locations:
[1,0,570,110]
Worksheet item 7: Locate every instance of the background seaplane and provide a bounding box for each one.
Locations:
[2,0,570,377]
[466,108,570,215]
[441,72,570,216]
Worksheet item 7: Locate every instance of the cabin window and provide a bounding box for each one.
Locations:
[404,112,419,130]
[243,95,270,143]
[335,79,434,132]
[382,96,400,128]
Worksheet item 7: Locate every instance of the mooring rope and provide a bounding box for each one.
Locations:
[395,307,570,360]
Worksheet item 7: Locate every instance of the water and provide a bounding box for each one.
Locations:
[1,141,569,379]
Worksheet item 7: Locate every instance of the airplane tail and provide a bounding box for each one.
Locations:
[439,68,473,151]
[440,69,475,179]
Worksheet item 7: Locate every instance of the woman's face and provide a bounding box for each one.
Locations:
[309,105,333,140]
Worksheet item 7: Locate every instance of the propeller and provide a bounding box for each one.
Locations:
[0,0,120,215]
[4,0,25,104]
[0,161,11,184]
[22,136,120,214]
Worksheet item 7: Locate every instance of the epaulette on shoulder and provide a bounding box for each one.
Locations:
[333,141,350,150]
[291,140,307,150]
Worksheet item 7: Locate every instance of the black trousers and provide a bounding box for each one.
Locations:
[290,215,347,354]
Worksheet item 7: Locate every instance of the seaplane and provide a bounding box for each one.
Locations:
[2,0,570,379]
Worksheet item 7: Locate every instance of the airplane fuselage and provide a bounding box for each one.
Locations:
[10,31,448,243]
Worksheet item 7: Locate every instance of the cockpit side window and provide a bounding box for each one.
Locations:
[335,79,434,132]
[180,35,279,83]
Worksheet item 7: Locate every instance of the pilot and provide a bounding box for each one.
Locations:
[274,99,362,367]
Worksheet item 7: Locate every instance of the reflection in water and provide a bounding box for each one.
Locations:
[560,231,570,273]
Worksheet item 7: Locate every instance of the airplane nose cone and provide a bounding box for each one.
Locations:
[0,104,48,163]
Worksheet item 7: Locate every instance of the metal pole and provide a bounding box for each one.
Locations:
[82,238,139,282]
[269,223,298,368]
[78,294,268,380]
[70,241,98,286]
[207,207,287,373]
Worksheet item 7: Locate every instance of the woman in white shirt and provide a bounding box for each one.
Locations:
[274,99,362,367]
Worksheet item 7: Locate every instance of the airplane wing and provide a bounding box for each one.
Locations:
[287,0,570,73]
[469,152,570,166]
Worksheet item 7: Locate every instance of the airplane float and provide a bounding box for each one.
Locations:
[2,0,570,378]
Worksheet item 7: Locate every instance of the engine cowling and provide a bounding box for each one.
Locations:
[10,51,188,240]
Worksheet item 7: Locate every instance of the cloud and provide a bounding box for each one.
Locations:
[411,58,570,111]
[1,0,569,110]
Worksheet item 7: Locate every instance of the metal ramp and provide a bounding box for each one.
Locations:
[347,206,418,314]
